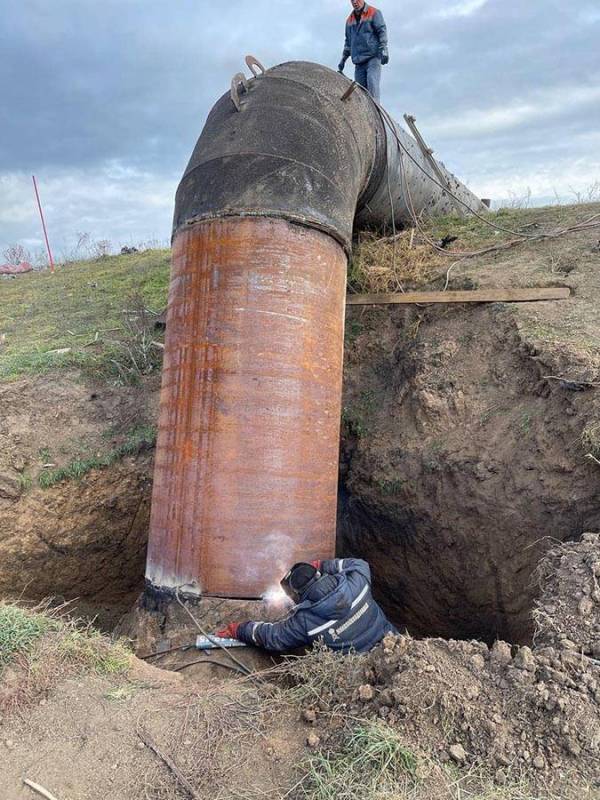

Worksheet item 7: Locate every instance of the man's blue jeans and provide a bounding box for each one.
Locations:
[354,57,382,103]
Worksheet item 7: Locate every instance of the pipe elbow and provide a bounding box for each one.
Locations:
[173,62,384,253]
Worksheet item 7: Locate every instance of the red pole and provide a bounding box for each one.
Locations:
[32,175,55,273]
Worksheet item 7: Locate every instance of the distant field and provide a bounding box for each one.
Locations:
[2,202,599,382]
[0,249,170,381]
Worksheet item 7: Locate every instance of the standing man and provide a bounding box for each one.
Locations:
[338,1,389,103]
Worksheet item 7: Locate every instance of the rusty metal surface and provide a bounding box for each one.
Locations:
[146,217,347,599]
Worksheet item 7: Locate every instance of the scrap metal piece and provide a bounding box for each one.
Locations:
[340,81,358,102]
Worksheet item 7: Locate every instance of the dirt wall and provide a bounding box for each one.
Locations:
[338,303,600,643]
[0,375,157,619]
[2,300,599,644]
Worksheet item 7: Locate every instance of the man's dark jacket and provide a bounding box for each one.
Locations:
[237,558,397,653]
[343,4,388,65]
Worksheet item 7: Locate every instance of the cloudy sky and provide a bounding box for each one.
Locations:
[1,0,598,260]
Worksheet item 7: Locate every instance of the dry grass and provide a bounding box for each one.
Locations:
[0,600,131,715]
[140,684,294,800]
[582,421,600,460]
[349,230,442,294]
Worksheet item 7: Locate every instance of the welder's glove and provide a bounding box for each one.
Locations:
[216,622,241,639]
[310,560,322,570]
[380,48,389,65]
[338,58,347,73]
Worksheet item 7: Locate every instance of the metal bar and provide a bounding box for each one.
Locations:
[32,175,55,274]
[346,288,571,305]
[403,114,464,214]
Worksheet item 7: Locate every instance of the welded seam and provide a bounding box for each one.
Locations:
[174,211,352,254]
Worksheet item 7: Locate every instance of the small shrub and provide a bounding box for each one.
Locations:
[102,291,163,385]
[92,239,112,259]
[3,243,31,266]
[300,720,418,800]
[0,604,55,670]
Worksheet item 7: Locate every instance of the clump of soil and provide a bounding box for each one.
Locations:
[533,532,600,656]
[285,536,600,796]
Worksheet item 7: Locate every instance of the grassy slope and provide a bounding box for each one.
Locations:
[0,249,170,380]
[351,202,600,377]
[0,601,131,714]
[2,202,599,384]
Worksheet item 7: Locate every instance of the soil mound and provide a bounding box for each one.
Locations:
[291,536,600,795]
[534,532,600,656]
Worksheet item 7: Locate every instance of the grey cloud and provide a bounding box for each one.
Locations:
[0,0,598,253]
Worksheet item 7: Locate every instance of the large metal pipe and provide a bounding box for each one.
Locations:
[146,61,484,600]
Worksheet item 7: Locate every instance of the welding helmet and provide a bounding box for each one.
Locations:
[280,563,320,603]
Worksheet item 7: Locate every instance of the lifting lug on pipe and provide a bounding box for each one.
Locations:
[245,54,266,77]
[230,72,249,111]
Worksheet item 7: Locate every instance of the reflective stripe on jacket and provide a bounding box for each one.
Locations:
[237,558,397,653]
[343,4,388,65]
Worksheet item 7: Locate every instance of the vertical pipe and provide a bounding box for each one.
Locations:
[32,175,55,273]
[146,216,347,598]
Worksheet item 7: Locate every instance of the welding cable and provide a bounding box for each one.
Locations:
[353,83,540,241]
[174,588,253,677]
[173,658,246,674]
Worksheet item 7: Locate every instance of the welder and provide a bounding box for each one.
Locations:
[217,558,397,653]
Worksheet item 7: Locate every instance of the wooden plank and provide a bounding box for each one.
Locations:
[346,287,571,306]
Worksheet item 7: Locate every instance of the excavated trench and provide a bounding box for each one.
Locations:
[2,63,599,648]
[2,296,599,646]
[337,302,600,645]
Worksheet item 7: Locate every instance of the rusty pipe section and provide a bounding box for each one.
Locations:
[146,217,347,598]
[146,61,484,600]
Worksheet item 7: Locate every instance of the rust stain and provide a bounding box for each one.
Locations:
[146,217,347,598]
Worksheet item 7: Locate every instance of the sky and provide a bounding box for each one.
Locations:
[0,0,598,261]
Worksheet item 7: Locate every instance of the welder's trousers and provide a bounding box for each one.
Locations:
[354,57,382,103]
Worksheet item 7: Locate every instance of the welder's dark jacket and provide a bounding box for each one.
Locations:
[343,5,388,65]
[237,559,397,653]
